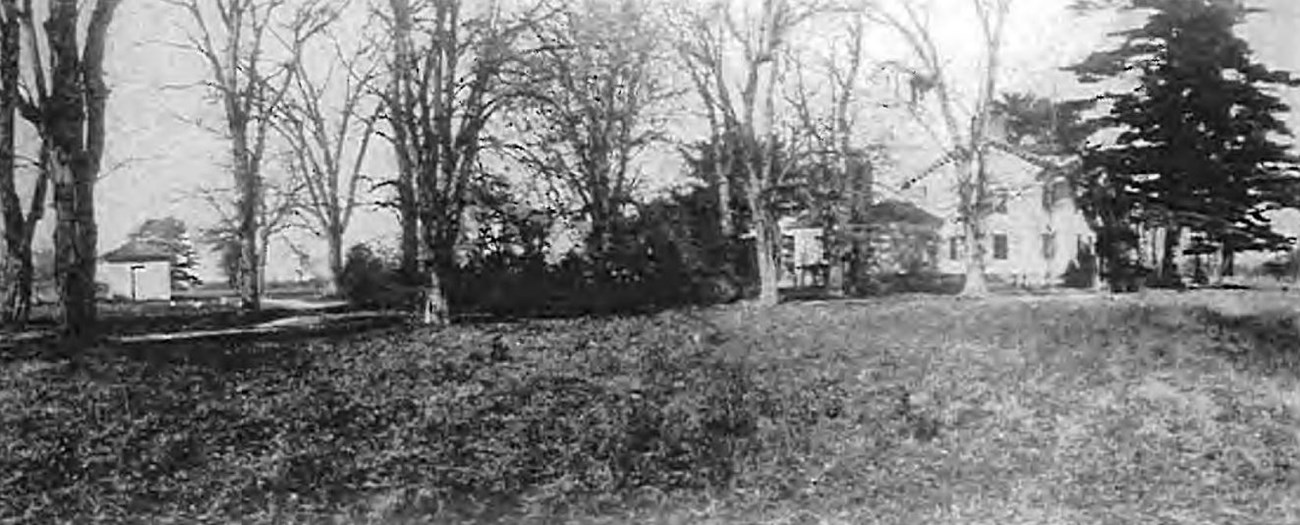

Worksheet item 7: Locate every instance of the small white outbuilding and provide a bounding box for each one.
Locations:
[98,240,173,302]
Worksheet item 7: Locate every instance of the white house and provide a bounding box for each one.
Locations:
[99,239,173,301]
[900,144,1096,288]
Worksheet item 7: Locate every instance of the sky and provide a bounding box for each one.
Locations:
[66,0,1300,282]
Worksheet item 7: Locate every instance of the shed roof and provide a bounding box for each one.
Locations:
[101,239,173,263]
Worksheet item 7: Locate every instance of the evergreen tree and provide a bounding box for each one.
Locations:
[131,217,203,289]
[1066,0,1300,288]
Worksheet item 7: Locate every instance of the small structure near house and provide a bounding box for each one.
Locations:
[778,216,827,288]
[775,200,946,290]
[99,239,173,301]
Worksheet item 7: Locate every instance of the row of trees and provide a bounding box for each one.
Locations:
[2,0,1298,345]
[217,0,1300,311]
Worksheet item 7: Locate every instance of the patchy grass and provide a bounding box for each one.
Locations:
[3,291,1300,523]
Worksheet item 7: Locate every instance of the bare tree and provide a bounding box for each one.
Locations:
[8,0,123,346]
[166,0,336,311]
[193,174,301,295]
[379,0,535,326]
[785,9,870,296]
[674,5,737,242]
[867,0,1013,296]
[508,0,674,261]
[273,25,379,296]
[0,0,41,326]
[675,0,830,305]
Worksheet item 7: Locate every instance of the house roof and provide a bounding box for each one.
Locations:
[898,145,1069,220]
[101,239,173,263]
[864,199,943,228]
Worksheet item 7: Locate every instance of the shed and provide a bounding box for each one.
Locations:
[99,240,173,301]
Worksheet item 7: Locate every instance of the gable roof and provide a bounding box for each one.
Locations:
[101,239,173,263]
[864,199,943,228]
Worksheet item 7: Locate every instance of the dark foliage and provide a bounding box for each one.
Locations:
[1066,0,1300,289]
[339,243,414,310]
[445,197,743,318]
[339,188,747,318]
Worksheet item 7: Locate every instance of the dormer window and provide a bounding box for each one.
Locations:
[993,192,1009,214]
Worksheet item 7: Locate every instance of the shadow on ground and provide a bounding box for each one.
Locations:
[1192,306,1300,377]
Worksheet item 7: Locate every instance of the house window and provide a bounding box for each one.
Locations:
[993,233,1009,260]
[949,236,961,260]
[1042,232,1056,260]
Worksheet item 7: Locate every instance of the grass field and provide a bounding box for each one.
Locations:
[3,290,1299,523]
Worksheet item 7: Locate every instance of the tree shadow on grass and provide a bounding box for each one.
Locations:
[1192,306,1300,377]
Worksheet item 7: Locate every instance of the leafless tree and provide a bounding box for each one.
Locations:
[508,0,675,260]
[378,0,537,326]
[675,0,831,306]
[273,24,380,296]
[193,173,301,295]
[674,4,739,243]
[6,0,123,346]
[166,0,336,311]
[0,0,39,326]
[786,9,870,296]
[867,0,1013,296]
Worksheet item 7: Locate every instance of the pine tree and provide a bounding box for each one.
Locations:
[1066,0,1300,289]
[131,217,202,289]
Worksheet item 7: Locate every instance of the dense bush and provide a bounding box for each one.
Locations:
[443,194,745,317]
[1062,243,1099,288]
[1257,249,1300,282]
[338,244,413,310]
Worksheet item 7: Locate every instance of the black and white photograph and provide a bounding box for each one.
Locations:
[2,0,1300,522]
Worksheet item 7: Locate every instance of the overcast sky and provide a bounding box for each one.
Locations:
[86,0,1300,282]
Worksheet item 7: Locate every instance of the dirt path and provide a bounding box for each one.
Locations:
[261,298,348,311]
[107,311,405,344]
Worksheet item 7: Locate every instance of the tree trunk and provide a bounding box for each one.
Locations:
[961,219,988,295]
[715,150,733,240]
[236,163,261,310]
[1217,243,1235,283]
[46,0,117,348]
[50,158,97,346]
[421,262,449,328]
[326,231,343,297]
[1,242,32,325]
[258,232,269,299]
[0,0,25,325]
[823,155,848,297]
[824,222,844,296]
[959,155,988,296]
[1159,224,1180,286]
[750,185,779,305]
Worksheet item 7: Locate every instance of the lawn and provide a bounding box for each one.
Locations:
[2,290,1299,523]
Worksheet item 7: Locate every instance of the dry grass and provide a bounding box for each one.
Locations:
[3,290,1299,523]
[672,292,1300,524]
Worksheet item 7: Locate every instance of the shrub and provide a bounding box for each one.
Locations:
[338,243,409,309]
[1062,243,1098,289]
[1257,249,1300,282]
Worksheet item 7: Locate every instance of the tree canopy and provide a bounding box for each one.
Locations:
[1066,0,1300,286]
